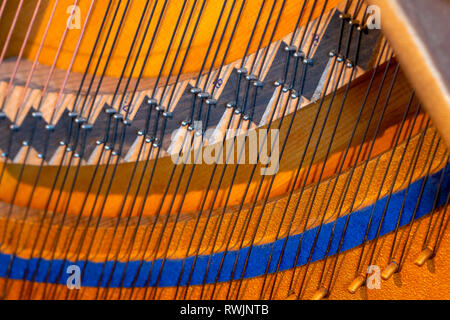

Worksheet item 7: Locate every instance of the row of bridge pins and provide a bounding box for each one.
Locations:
[282,247,436,300]
[346,247,436,295]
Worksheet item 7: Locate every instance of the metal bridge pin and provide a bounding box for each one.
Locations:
[286,292,297,300]
[311,287,329,300]
[226,101,236,109]
[303,58,313,65]
[253,80,264,88]
[348,275,366,294]
[198,92,210,100]
[274,80,283,87]
[236,67,248,75]
[293,51,305,59]
[350,19,360,26]
[163,111,173,119]
[32,111,43,119]
[123,119,132,126]
[284,45,297,52]
[415,248,435,266]
[75,117,86,124]
[190,87,202,95]
[82,124,93,131]
[358,24,369,33]
[147,98,158,106]
[105,108,117,115]
[381,262,399,280]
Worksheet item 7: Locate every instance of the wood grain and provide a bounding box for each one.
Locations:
[367,0,450,148]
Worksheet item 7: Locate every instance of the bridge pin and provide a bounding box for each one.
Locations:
[286,292,297,300]
[311,287,328,300]
[415,248,434,267]
[348,275,365,294]
[381,262,399,280]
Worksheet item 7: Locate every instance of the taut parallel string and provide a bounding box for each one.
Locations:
[0,0,91,299]
[45,0,158,301]
[0,0,448,301]
[19,0,125,299]
[206,0,312,300]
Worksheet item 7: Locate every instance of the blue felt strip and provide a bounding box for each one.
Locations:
[1,164,449,288]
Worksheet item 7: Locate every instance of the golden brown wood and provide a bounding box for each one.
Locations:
[2,124,444,269]
[0,62,421,217]
[0,0,341,78]
[367,0,450,148]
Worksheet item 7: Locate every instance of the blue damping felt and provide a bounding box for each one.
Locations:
[1,164,449,288]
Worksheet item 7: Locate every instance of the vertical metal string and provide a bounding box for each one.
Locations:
[18,0,128,300]
[43,0,159,301]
